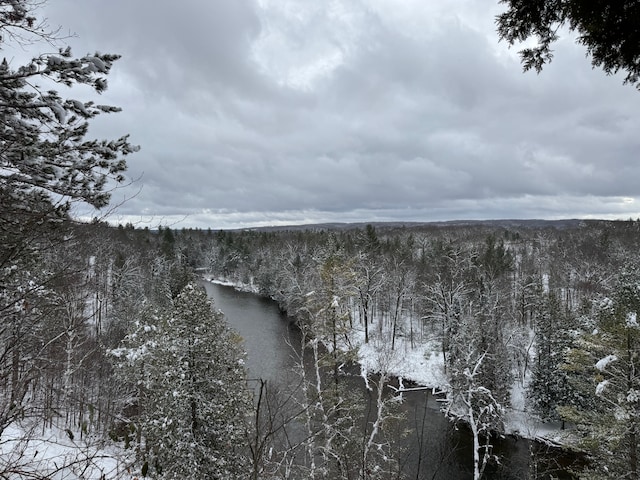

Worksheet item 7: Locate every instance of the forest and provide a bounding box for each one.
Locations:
[197,219,640,479]
[4,0,640,478]
[3,217,640,479]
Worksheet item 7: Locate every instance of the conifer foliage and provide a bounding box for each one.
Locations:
[113,283,252,479]
[528,293,575,423]
[560,268,640,479]
[0,1,137,215]
[497,0,640,89]
[0,0,137,458]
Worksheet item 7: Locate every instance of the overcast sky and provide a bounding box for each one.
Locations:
[28,0,640,229]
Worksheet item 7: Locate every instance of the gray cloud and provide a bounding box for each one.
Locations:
[38,0,640,228]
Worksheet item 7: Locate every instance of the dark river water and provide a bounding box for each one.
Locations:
[201,280,577,479]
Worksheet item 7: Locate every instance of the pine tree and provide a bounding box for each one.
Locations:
[145,284,252,479]
[528,292,575,424]
[0,0,137,442]
[113,284,252,479]
[0,5,137,250]
[559,268,640,479]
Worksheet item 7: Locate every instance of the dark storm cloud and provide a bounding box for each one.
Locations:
[37,0,640,229]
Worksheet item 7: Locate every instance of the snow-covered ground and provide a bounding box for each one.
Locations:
[356,328,571,444]
[357,334,447,388]
[1,274,574,479]
[0,422,135,479]
[204,275,571,446]
[505,382,570,445]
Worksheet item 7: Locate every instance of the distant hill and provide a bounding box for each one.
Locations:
[234,218,594,232]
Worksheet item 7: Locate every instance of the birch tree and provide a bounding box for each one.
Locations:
[445,342,506,480]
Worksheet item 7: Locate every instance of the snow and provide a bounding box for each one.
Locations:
[595,354,617,371]
[71,99,89,115]
[0,422,135,479]
[49,101,66,123]
[596,379,609,396]
[331,295,340,309]
[628,389,640,403]
[85,56,107,73]
[627,311,638,328]
[614,406,630,421]
[542,273,549,294]
[202,275,574,447]
[47,55,64,67]
[356,329,576,445]
[357,334,447,389]
[204,275,259,294]
[204,275,448,387]
[500,380,570,446]
[599,297,613,310]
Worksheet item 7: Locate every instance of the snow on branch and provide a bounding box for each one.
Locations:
[595,354,617,372]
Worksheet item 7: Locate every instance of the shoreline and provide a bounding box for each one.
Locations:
[202,274,576,450]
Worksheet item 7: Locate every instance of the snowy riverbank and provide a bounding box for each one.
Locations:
[203,275,573,448]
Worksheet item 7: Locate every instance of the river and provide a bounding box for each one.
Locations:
[201,280,576,479]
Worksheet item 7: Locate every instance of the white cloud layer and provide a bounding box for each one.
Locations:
[35,0,640,228]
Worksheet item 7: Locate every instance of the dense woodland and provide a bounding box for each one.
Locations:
[4,215,640,478]
[195,219,640,479]
[4,0,640,478]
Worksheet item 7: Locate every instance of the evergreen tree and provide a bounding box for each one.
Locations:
[0,0,136,445]
[497,0,640,89]
[0,1,137,223]
[560,268,640,479]
[114,283,252,479]
[528,292,575,424]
